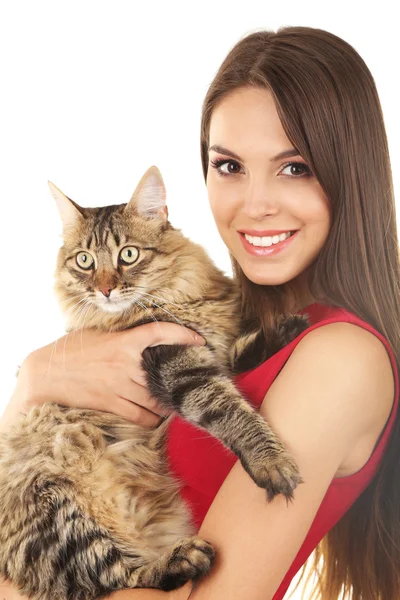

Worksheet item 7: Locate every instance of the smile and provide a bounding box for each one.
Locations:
[244,231,294,247]
[239,230,299,257]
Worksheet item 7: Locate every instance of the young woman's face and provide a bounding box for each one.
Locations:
[207,86,331,292]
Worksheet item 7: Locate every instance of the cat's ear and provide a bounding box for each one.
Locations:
[48,181,85,229]
[125,166,168,221]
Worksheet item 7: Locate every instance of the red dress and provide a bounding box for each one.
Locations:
[166,302,399,598]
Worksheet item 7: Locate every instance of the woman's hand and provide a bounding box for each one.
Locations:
[1,322,205,431]
[0,578,29,599]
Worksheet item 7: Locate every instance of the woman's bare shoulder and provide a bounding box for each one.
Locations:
[262,321,395,475]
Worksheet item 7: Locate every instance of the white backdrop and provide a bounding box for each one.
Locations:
[0,2,398,597]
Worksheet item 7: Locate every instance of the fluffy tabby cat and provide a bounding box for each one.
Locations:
[0,166,309,600]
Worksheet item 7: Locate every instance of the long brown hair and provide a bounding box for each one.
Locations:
[200,26,400,599]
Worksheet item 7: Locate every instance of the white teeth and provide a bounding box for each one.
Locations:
[244,231,293,247]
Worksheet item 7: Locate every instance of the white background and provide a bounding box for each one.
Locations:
[0,2,398,597]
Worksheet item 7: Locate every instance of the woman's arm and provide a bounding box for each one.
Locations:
[108,322,394,600]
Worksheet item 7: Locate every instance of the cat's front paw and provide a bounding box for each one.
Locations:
[229,328,262,373]
[159,536,216,591]
[243,449,303,502]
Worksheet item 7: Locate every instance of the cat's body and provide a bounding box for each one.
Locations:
[0,166,308,600]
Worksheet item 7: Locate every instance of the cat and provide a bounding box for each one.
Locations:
[0,166,309,600]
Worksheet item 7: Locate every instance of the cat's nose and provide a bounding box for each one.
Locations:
[99,287,114,298]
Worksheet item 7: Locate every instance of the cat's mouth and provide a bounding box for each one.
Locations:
[96,294,135,314]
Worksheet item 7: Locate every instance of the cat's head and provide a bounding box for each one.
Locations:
[50,165,214,330]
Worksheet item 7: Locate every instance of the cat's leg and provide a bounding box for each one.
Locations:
[230,314,310,374]
[0,477,129,600]
[142,344,302,501]
[125,535,215,591]
[0,476,211,599]
[229,327,268,374]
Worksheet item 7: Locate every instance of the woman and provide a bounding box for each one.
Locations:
[1,26,399,600]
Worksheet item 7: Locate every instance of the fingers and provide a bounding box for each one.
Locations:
[112,396,167,428]
[0,579,28,599]
[115,377,172,418]
[124,322,206,353]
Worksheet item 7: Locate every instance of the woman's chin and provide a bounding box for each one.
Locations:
[240,265,295,286]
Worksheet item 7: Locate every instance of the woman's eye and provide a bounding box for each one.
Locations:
[210,158,242,177]
[280,162,313,177]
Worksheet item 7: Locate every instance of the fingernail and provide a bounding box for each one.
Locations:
[194,333,206,345]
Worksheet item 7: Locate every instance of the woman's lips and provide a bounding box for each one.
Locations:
[238,230,299,256]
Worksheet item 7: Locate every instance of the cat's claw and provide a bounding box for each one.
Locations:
[244,451,303,502]
[159,536,216,591]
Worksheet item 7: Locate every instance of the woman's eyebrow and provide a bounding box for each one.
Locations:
[208,144,301,162]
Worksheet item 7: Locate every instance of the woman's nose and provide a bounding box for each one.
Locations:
[242,182,280,220]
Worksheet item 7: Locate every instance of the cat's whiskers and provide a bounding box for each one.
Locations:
[135,291,185,312]
[121,289,185,323]
[57,295,89,304]
[133,284,205,305]
[57,294,94,307]
[77,301,97,353]
[68,298,96,356]
[58,295,94,318]
[73,296,92,311]
[139,297,184,328]
[61,299,93,371]
[130,294,164,337]
[77,299,94,326]
[44,336,59,380]
[42,296,92,380]
[72,298,94,325]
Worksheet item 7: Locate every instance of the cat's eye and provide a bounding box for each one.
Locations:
[76,251,94,270]
[119,246,139,265]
